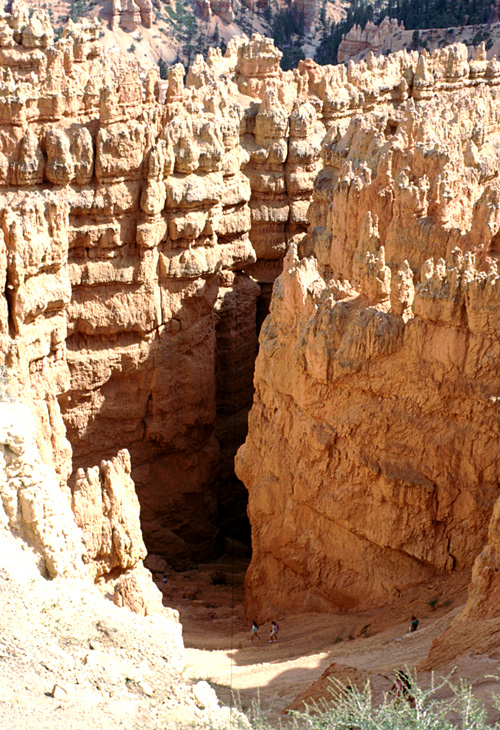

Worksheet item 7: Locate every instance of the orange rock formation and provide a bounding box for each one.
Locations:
[111,0,153,31]
[2,0,500,637]
[236,42,500,618]
[337,17,404,63]
[0,8,324,572]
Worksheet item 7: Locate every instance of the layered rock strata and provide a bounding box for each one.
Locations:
[0,14,327,566]
[2,1,500,579]
[237,42,500,616]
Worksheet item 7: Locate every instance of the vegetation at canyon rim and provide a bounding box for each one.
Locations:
[156,0,500,71]
[315,0,497,64]
[163,0,500,73]
[45,0,500,71]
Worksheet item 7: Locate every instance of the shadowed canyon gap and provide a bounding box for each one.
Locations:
[1,6,500,642]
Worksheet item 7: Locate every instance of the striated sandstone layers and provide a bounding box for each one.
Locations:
[5,0,500,591]
[237,42,500,617]
[0,7,329,568]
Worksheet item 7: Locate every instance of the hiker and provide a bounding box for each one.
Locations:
[269,621,279,643]
[409,615,419,632]
[391,670,415,707]
[250,621,260,643]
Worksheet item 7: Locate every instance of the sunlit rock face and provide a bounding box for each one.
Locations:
[236,42,500,617]
[2,0,499,586]
[0,11,327,565]
[111,0,153,31]
[0,401,167,616]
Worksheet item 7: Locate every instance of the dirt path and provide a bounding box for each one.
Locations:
[155,561,500,725]
[183,610,457,722]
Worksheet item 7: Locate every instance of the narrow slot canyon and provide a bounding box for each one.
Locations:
[58,253,275,576]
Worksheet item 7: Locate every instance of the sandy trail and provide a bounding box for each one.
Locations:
[184,609,462,721]
[157,562,500,725]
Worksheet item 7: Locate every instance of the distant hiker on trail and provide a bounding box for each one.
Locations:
[250,621,260,642]
[269,621,279,643]
[409,616,419,632]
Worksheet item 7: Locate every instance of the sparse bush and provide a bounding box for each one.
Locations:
[283,674,496,730]
[175,674,500,729]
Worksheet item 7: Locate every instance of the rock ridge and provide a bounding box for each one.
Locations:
[236,47,500,617]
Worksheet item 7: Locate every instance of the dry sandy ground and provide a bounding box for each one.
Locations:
[3,544,500,729]
[157,561,500,726]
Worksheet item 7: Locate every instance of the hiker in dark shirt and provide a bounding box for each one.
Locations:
[410,616,419,632]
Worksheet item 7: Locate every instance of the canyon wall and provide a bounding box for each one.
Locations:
[236,43,500,616]
[3,0,500,609]
[0,8,327,569]
[421,488,500,668]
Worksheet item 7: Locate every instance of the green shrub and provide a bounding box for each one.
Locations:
[180,673,500,729]
[283,674,496,730]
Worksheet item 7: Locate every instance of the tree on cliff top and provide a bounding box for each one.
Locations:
[271,7,306,70]
[314,0,497,65]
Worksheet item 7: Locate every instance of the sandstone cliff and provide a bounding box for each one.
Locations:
[0,12,327,568]
[236,42,500,617]
[3,0,500,618]
[0,404,243,729]
[421,488,500,668]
